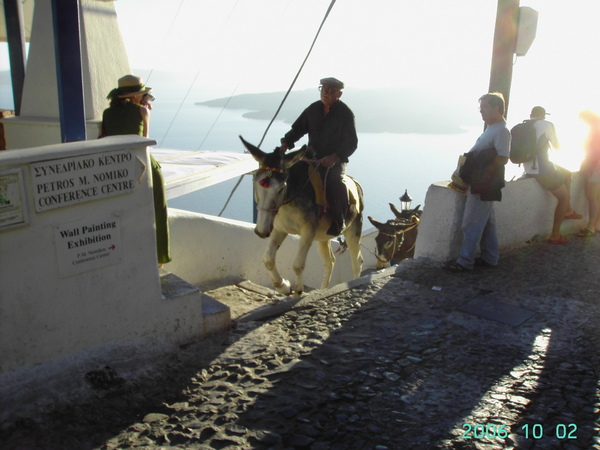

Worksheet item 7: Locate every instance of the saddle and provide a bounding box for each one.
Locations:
[305,161,360,212]
[343,175,362,211]
[306,162,326,207]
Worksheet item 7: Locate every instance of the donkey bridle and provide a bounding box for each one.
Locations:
[255,161,323,214]
[374,221,419,263]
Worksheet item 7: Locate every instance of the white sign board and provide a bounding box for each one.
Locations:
[31,149,137,212]
[55,215,122,278]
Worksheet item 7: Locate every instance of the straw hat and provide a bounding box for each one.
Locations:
[116,75,152,98]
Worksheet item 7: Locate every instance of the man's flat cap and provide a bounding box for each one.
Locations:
[320,77,344,89]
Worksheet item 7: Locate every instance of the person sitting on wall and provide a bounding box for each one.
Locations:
[100,75,171,267]
[520,106,581,244]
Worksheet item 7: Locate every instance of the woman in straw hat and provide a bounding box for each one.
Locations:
[101,75,171,267]
[101,74,153,136]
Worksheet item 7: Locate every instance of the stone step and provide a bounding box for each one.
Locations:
[160,270,200,300]
[201,295,231,337]
[160,270,231,338]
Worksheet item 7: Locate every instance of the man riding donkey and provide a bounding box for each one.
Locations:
[279,77,358,236]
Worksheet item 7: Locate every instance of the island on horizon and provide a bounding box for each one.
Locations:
[196,87,481,135]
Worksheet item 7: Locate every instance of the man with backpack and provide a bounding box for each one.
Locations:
[516,106,581,244]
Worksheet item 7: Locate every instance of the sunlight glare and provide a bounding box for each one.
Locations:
[452,327,552,442]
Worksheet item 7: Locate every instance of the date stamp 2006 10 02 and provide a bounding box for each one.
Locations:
[461,423,578,441]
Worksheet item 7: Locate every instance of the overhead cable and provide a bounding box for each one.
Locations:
[257,0,336,148]
[156,0,241,148]
[219,0,337,217]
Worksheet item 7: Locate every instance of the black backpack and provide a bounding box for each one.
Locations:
[509,119,549,169]
[509,119,546,167]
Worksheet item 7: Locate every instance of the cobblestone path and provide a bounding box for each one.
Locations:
[2,235,600,449]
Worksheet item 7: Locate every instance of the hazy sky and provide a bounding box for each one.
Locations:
[2,0,600,167]
[112,0,600,165]
[116,0,498,96]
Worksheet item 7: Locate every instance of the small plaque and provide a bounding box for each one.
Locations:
[55,215,122,277]
[0,168,29,230]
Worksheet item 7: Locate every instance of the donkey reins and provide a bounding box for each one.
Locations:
[256,165,288,214]
[372,220,419,263]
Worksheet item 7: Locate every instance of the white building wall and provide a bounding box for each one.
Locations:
[0,136,208,376]
[2,0,131,149]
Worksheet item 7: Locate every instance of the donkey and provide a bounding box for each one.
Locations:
[368,204,421,269]
[240,136,364,296]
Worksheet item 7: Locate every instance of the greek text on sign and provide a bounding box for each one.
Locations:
[54,215,122,278]
[31,150,137,212]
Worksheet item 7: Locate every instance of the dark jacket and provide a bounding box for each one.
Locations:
[101,102,144,137]
[460,148,505,201]
[282,100,358,162]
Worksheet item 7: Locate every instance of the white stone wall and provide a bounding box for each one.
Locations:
[165,174,589,290]
[165,209,380,290]
[415,176,588,262]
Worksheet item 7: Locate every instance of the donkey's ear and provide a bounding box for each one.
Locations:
[368,216,384,229]
[390,203,422,219]
[389,202,402,219]
[282,145,307,169]
[239,135,266,163]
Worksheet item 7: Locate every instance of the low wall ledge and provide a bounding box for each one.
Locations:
[0,136,157,165]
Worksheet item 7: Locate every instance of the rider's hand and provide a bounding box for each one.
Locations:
[319,154,340,168]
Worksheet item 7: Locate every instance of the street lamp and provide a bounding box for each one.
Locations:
[400,189,412,212]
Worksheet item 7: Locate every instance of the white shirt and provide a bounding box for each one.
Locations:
[523,119,559,174]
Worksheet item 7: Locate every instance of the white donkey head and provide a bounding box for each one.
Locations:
[240,136,307,238]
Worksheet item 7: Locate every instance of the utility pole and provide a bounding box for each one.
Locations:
[51,0,86,143]
[488,0,520,119]
[3,0,27,116]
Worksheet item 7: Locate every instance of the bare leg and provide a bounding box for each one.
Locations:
[557,165,578,216]
[594,184,600,229]
[583,182,600,233]
[587,182,600,231]
[549,184,569,239]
